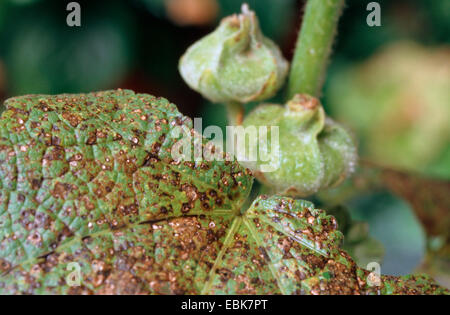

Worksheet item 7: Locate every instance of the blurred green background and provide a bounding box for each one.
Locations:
[0,0,448,283]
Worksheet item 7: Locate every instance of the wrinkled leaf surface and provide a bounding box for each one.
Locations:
[0,90,446,295]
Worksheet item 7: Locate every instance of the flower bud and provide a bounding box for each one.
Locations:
[179,4,289,104]
[242,94,357,197]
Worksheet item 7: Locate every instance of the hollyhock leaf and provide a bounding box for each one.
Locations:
[0,91,446,295]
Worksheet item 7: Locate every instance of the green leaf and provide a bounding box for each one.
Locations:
[0,90,447,295]
[0,90,252,294]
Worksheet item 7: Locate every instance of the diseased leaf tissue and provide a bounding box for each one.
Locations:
[0,90,447,294]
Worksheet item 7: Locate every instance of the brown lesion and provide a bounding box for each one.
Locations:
[61,112,82,128]
[0,259,11,273]
[287,94,320,111]
[51,182,74,199]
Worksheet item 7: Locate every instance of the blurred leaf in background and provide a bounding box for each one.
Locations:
[323,0,450,116]
[0,0,137,95]
[326,42,450,179]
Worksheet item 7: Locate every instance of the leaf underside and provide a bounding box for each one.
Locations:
[0,90,447,295]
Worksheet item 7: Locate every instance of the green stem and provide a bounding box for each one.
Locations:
[286,0,345,99]
[225,102,244,126]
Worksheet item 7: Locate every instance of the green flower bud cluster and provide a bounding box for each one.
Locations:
[179,4,289,104]
[179,5,358,197]
[242,94,357,197]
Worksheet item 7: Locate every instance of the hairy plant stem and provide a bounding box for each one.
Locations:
[226,102,244,126]
[286,0,345,99]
